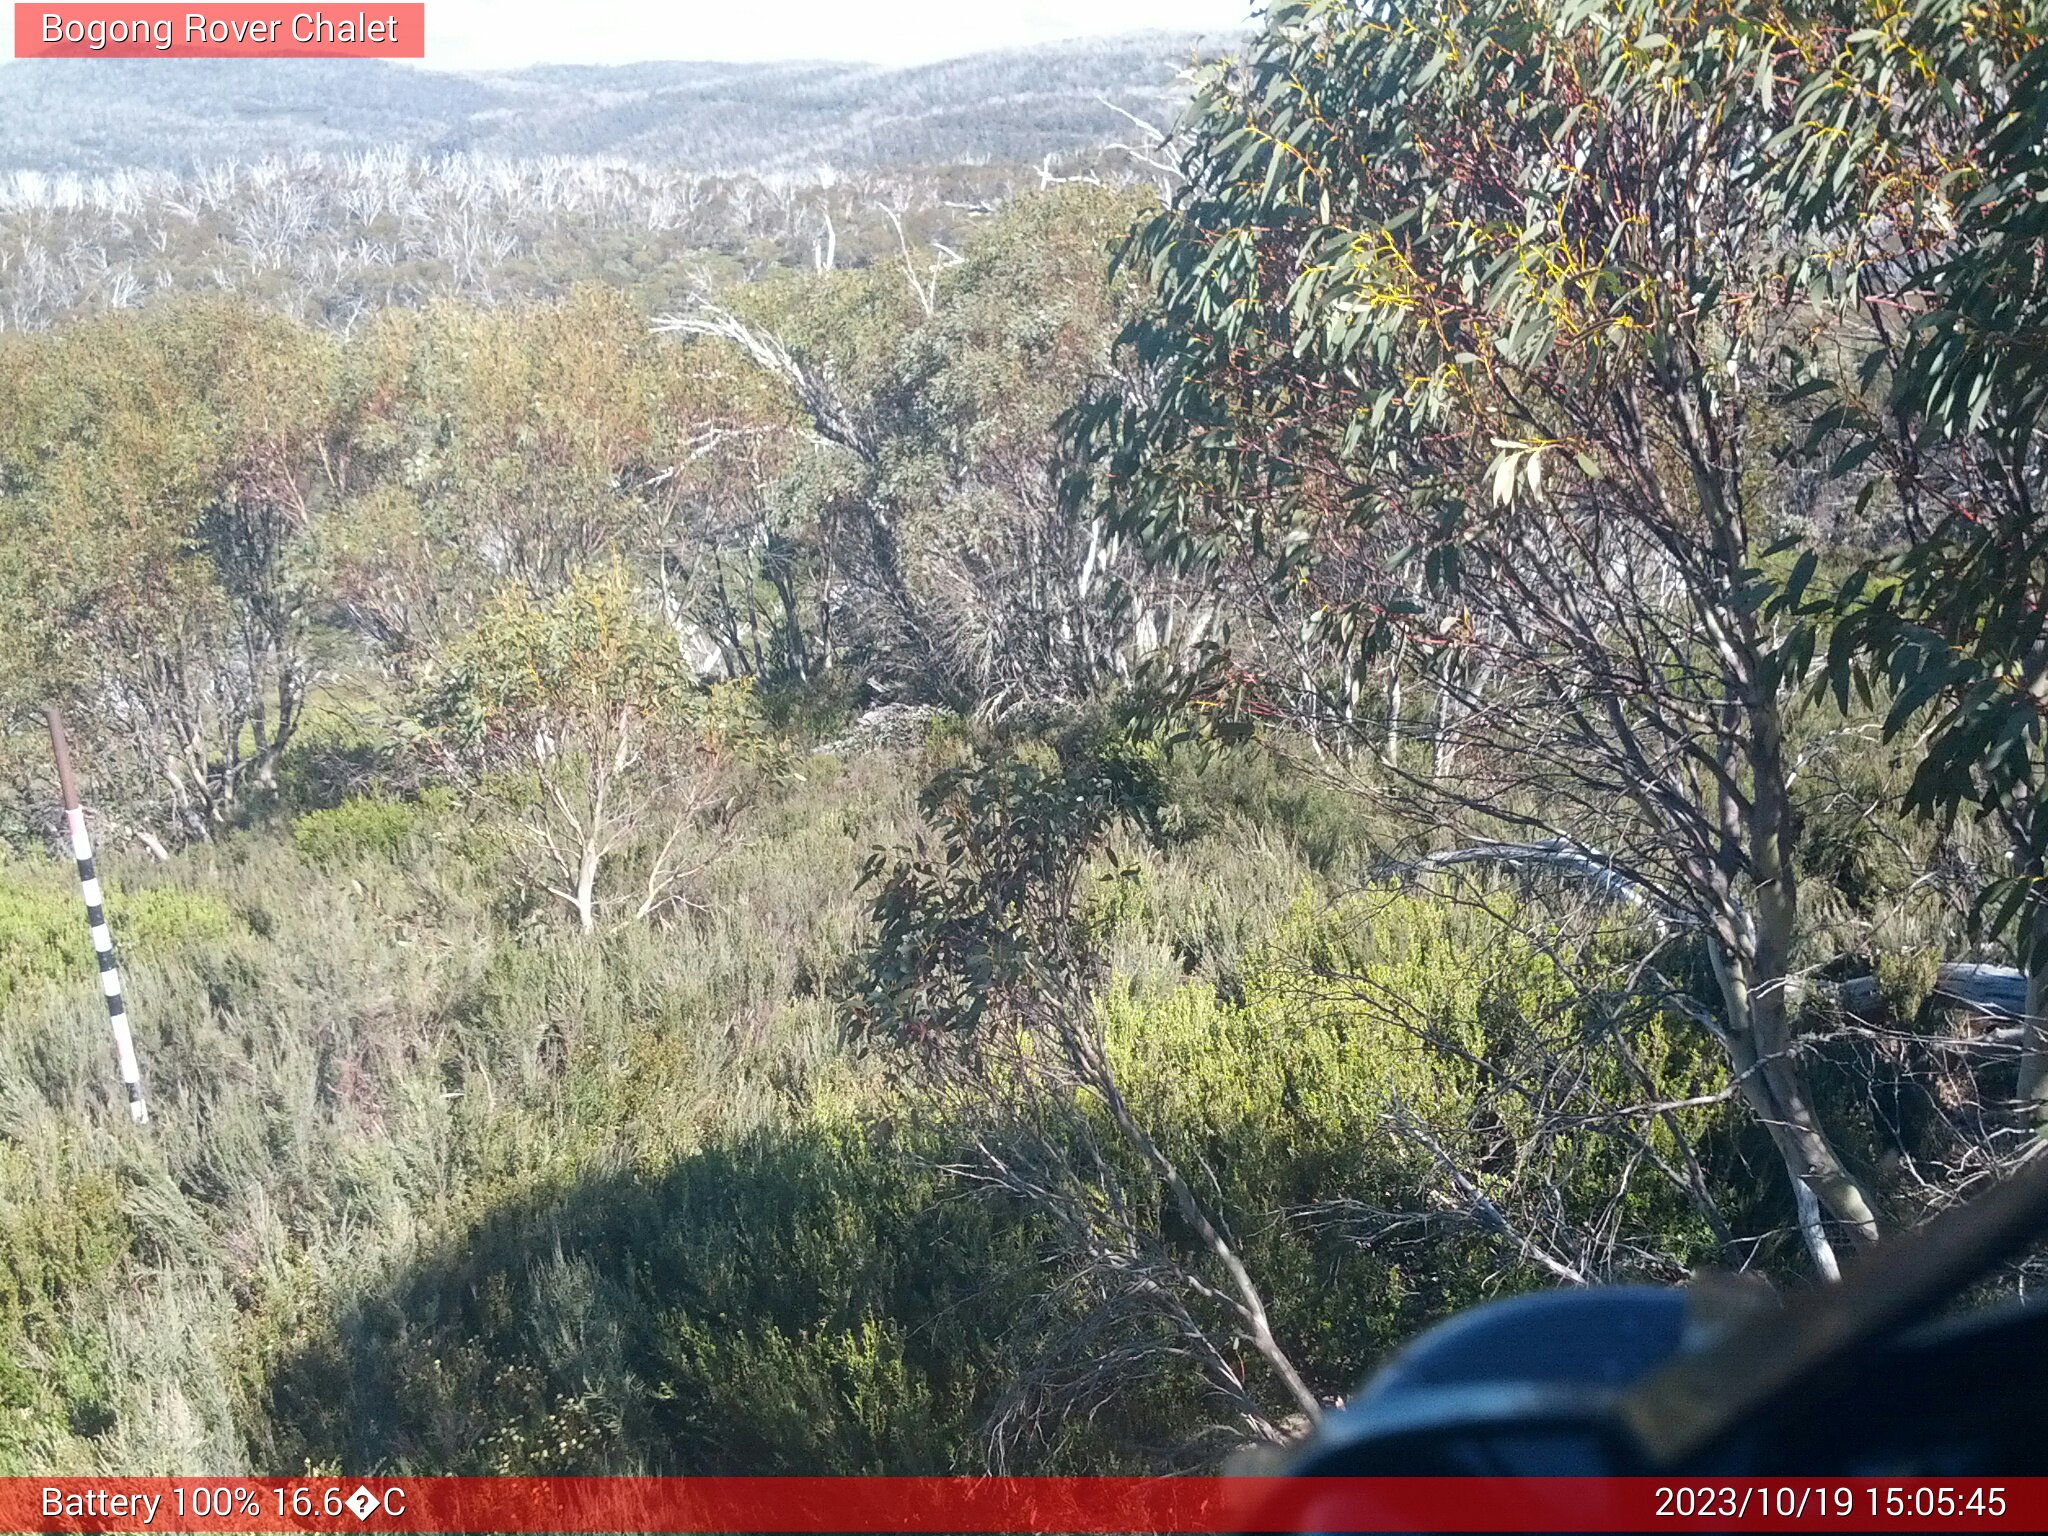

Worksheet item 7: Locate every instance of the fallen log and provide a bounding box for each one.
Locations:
[1409,839,1684,929]
[1836,963,2028,1020]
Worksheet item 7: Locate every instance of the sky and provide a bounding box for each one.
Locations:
[418,0,1256,71]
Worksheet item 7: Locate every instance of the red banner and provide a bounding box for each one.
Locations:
[12,5,424,59]
[1,1477,2042,1533]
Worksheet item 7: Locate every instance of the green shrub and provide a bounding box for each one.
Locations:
[1104,889,1734,1387]
[116,886,236,951]
[0,877,82,1002]
[0,1139,129,1473]
[292,796,420,868]
[260,1116,1059,1475]
[0,869,236,1005]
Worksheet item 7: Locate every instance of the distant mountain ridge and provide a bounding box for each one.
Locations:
[0,33,1227,174]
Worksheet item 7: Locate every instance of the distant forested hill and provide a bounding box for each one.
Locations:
[0,32,1224,173]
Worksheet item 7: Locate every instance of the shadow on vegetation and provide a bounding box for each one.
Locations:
[257,1119,1075,1476]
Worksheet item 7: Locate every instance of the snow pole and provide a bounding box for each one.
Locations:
[46,707,149,1124]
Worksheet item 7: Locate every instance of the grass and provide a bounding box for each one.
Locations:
[0,751,926,1473]
[1,737,1755,1475]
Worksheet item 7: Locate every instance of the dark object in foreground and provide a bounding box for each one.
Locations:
[1286,1154,2048,1481]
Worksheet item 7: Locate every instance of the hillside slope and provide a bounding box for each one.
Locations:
[0,34,1223,173]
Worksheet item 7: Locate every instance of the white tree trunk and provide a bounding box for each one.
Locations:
[573,842,600,936]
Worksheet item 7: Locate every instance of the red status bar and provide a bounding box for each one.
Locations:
[3,1477,2043,1533]
[13,6,424,59]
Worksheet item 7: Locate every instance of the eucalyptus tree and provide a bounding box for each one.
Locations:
[0,301,345,841]
[419,568,746,936]
[1795,9,2048,1112]
[324,288,707,672]
[660,187,1167,715]
[1072,0,1905,1269]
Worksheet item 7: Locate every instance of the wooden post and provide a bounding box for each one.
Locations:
[46,707,149,1124]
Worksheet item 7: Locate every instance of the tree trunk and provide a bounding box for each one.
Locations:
[1381,654,1403,768]
[2015,890,2048,1116]
[1431,677,1454,778]
[573,843,600,935]
[1724,694,1882,1267]
[1712,943,1880,1251]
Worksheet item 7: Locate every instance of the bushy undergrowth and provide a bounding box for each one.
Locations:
[0,755,921,1473]
[0,740,1767,1475]
[290,796,424,869]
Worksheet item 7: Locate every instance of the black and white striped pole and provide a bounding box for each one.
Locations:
[47,707,149,1125]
